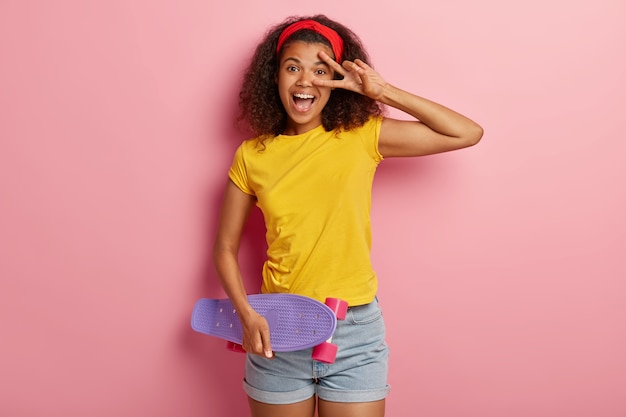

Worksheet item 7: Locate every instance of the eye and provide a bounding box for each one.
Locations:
[287,65,299,72]
[315,69,327,75]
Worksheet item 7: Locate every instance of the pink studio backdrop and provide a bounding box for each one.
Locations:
[1,1,625,416]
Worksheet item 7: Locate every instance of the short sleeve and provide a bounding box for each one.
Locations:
[227,143,255,195]
[359,116,384,163]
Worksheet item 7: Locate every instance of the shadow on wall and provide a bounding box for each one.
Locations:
[178,71,267,416]
[195,63,267,298]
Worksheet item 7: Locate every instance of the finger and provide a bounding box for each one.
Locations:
[353,58,371,71]
[318,50,346,75]
[342,59,369,76]
[260,327,274,359]
[341,61,366,85]
[312,78,343,89]
[342,59,359,72]
[243,329,262,354]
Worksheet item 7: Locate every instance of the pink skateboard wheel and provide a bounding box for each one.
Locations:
[226,341,246,353]
[325,298,348,320]
[312,342,338,364]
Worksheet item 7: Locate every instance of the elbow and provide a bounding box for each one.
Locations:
[213,241,239,266]
[465,123,484,147]
[213,243,229,264]
[212,244,233,280]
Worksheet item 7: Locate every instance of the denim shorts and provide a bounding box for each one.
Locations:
[243,297,390,404]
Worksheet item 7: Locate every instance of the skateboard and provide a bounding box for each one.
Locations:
[191,293,348,363]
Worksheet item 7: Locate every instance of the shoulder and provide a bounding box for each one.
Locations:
[338,116,383,137]
[336,116,384,161]
[234,135,270,155]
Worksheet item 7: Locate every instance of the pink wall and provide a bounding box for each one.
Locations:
[1,1,624,416]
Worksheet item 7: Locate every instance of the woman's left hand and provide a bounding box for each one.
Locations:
[313,51,388,101]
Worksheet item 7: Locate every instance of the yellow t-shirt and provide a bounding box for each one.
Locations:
[228,117,383,306]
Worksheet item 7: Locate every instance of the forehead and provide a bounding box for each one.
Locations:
[279,40,334,63]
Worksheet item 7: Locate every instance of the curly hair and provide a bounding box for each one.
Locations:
[237,15,384,138]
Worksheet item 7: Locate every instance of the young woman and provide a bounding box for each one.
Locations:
[213,14,483,417]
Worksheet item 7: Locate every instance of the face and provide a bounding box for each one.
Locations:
[276,41,335,135]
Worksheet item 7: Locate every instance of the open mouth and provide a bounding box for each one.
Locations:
[293,93,316,111]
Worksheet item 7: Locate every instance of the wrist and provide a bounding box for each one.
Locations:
[235,303,257,322]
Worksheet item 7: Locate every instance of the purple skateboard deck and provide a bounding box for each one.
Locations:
[191,294,337,352]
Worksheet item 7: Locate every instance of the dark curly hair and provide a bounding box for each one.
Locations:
[237,14,384,138]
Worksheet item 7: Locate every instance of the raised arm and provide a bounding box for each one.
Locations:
[313,51,484,157]
[213,179,274,358]
[377,87,483,157]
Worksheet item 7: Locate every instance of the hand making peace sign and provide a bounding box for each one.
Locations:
[313,50,389,101]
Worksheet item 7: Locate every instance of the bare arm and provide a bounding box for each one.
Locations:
[313,51,484,157]
[213,180,274,358]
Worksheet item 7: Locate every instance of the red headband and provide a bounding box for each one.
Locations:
[276,20,344,62]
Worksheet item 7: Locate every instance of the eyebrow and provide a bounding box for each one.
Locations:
[283,57,330,67]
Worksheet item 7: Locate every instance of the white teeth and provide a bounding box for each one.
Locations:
[293,93,314,99]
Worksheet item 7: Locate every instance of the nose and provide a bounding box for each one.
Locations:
[296,71,313,87]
